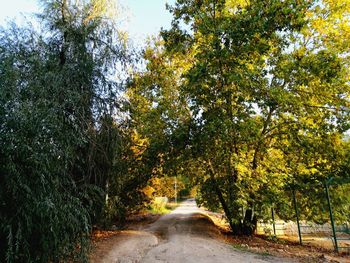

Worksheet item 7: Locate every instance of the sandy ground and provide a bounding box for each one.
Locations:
[90,199,294,263]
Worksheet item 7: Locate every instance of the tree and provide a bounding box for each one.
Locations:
[0,0,132,261]
[160,0,350,234]
[127,39,193,201]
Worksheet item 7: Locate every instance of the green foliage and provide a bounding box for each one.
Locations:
[154,0,350,234]
[0,0,137,261]
[127,39,194,205]
[148,197,179,215]
[148,197,169,214]
[147,176,186,199]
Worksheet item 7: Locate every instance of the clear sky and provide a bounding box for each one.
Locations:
[0,0,175,44]
[123,0,175,43]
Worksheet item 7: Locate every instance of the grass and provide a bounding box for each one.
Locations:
[148,201,179,215]
[231,243,272,257]
[263,234,288,244]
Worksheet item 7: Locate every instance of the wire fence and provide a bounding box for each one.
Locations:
[257,177,350,254]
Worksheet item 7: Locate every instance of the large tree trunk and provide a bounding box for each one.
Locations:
[232,209,257,235]
[242,209,257,235]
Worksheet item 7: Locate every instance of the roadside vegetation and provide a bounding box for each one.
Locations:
[148,198,179,215]
[1,0,350,262]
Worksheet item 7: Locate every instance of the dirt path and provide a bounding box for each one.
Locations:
[91,199,294,263]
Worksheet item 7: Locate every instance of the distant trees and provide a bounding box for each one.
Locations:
[127,40,193,201]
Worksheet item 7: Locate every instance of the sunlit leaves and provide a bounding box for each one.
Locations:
[306,0,350,51]
[159,0,350,233]
[85,0,118,22]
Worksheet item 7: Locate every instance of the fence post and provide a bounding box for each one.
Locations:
[325,182,338,252]
[292,189,302,245]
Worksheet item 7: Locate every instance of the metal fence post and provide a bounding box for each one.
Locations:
[325,182,339,252]
[292,189,302,245]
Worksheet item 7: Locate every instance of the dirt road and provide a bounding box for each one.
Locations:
[91,199,293,263]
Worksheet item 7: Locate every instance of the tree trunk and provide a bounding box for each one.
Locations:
[207,160,235,231]
[242,209,257,235]
[231,208,257,235]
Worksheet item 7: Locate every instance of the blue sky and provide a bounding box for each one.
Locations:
[0,0,175,44]
[123,0,175,43]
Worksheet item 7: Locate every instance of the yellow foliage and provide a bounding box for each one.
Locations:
[148,176,184,199]
[225,0,250,12]
[306,0,350,50]
[130,130,149,159]
[84,0,119,23]
[236,163,249,177]
[141,185,155,199]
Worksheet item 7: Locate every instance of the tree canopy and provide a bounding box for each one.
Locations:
[132,0,350,234]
